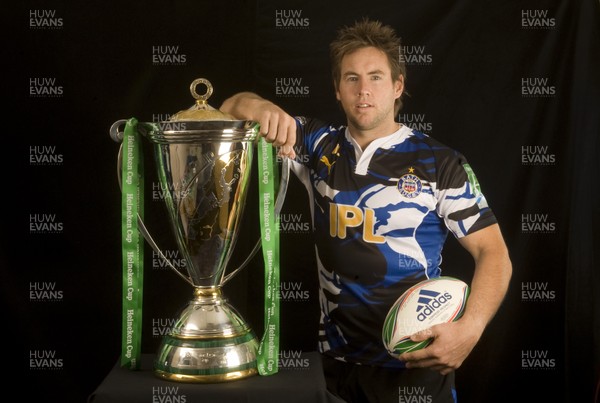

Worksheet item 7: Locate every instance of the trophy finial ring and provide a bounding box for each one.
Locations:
[190,78,213,102]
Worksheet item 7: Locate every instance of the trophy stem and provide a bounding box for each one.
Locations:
[154,287,259,383]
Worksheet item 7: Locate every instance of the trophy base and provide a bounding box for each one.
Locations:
[153,287,259,383]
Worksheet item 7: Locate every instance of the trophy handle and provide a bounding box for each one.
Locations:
[110,120,196,287]
[221,156,291,286]
[109,119,126,142]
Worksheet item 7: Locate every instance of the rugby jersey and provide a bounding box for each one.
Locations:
[290,117,497,367]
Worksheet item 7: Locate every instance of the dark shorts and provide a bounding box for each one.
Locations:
[322,354,457,403]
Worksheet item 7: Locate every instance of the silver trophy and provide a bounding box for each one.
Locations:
[110,78,289,382]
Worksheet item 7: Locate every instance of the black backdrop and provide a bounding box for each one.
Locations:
[7,0,600,402]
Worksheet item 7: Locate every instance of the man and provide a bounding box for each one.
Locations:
[221,19,512,403]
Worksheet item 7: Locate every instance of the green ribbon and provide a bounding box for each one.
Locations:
[120,118,144,370]
[256,138,280,376]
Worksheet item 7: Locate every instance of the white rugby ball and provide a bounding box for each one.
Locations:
[382,276,470,357]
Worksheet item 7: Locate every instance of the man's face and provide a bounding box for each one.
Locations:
[335,46,404,136]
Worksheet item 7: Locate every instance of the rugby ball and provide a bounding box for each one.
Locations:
[382,276,470,357]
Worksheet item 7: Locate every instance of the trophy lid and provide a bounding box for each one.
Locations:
[144,77,258,144]
[169,78,234,121]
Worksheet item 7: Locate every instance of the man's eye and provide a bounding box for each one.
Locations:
[372,75,381,80]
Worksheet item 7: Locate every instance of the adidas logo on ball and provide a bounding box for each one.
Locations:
[416,290,453,322]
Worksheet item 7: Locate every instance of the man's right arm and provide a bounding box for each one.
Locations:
[220,92,297,159]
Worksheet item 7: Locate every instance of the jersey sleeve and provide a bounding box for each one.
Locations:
[293,116,338,168]
[434,149,497,238]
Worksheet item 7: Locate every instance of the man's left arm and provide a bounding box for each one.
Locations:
[399,223,512,374]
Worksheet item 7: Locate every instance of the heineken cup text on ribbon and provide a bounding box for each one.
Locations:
[120,118,144,370]
[257,137,280,376]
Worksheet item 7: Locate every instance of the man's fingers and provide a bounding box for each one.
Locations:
[257,111,296,159]
[410,327,434,342]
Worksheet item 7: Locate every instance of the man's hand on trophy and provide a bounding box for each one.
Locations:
[221,92,297,159]
[257,108,297,159]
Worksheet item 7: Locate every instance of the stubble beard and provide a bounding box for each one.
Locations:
[346,104,395,137]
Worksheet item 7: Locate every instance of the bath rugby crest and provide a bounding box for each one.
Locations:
[291,118,497,368]
[398,168,422,198]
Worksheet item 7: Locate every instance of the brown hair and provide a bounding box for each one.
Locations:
[330,18,407,113]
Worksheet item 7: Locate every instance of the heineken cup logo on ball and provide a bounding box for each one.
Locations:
[109,78,289,382]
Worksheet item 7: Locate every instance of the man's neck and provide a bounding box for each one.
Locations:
[347,122,401,150]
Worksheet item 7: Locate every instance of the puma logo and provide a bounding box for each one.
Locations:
[320,144,340,175]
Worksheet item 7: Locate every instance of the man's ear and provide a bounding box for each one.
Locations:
[395,75,405,99]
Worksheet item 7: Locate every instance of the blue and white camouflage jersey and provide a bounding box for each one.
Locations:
[290,117,497,367]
